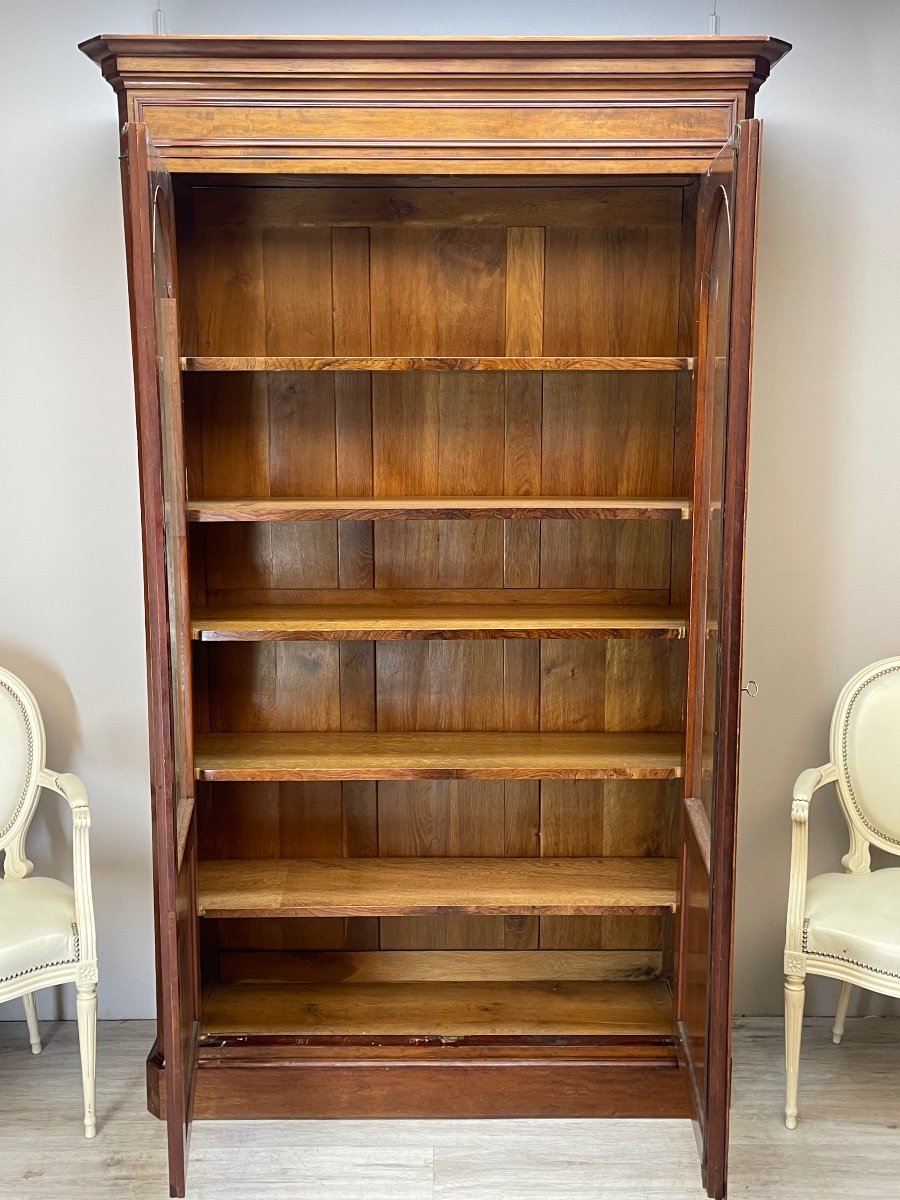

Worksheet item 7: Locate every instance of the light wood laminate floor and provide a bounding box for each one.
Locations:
[1,1017,898,1198]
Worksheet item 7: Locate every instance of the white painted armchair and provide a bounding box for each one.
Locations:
[0,667,98,1136]
[784,656,900,1129]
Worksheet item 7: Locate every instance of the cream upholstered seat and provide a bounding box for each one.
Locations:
[0,876,80,982]
[784,657,900,1130]
[804,869,900,979]
[0,667,98,1137]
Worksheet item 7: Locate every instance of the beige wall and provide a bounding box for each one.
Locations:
[2,0,898,1020]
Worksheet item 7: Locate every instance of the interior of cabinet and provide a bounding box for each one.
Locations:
[175,176,696,1044]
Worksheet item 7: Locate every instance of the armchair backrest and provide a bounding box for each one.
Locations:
[0,667,46,879]
[830,656,900,863]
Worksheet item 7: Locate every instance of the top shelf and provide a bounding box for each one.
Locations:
[181,356,695,373]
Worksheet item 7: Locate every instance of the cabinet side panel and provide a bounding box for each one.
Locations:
[121,124,199,1199]
[677,121,761,1200]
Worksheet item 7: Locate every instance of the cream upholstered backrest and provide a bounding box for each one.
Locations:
[0,667,46,879]
[830,657,900,863]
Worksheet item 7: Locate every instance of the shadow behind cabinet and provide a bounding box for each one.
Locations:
[81,34,789,1199]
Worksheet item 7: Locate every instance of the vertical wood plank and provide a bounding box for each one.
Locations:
[193,214,264,354]
[503,370,543,588]
[370,226,506,355]
[438,376,506,494]
[376,643,506,732]
[542,222,680,357]
[504,371,543,499]
[378,780,509,950]
[208,643,275,733]
[340,644,377,732]
[332,227,371,356]
[374,372,440,496]
[267,374,337,497]
[275,643,341,732]
[268,524,339,589]
[540,642,607,733]
[337,524,374,589]
[263,226,334,355]
[505,227,545,356]
[374,521,505,589]
[202,527,264,593]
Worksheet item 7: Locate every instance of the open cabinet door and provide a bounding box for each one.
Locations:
[121,123,199,1198]
[677,119,762,1200]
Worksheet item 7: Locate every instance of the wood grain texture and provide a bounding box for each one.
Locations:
[201,978,674,1036]
[202,587,673,607]
[192,601,687,640]
[697,120,763,1200]
[180,179,687,1020]
[150,104,729,157]
[188,184,691,231]
[182,356,693,371]
[187,1040,689,1120]
[188,497,692,521]
[81,33,789,181]
[216,948,662,983]
[180,175,691,972]
[121,125,200,1199]
[194,731,684,781]
[197,857,678,917]
[150,157,726,176]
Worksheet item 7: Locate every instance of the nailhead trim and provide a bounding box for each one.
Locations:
[802,917,900,981]
[841,664,900,848]
[0,922,80,985]
[0,679,35,841]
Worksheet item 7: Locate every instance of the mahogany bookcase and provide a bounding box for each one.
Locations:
[81,33,789,1198]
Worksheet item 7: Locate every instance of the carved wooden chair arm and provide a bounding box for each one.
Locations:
[785,762,838,961]
[38,769,89,812]
[792,764,838,808]
[37,768,97,970]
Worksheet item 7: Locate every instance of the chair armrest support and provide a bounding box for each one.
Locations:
[37,769,97,976]
[38,769,89,813]
[793,763,838,809]
[785,763,837,963]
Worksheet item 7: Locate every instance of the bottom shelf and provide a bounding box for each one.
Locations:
[201,978,673,1039]
[153,1031,690,1120]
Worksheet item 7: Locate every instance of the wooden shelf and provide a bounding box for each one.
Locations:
[182,355,694,373]
[194,731,684,781]
[187,496,692,522]
[197,856,679,918]
[192,600,687,641]
[201,978,674,1038]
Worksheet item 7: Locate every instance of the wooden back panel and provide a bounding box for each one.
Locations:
[183,181,690,964]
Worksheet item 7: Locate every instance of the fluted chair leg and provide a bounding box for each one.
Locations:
[784,974,805,1129]
[76,984,97,1137]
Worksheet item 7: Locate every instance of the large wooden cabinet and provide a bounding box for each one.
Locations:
[81,34,788,1199]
